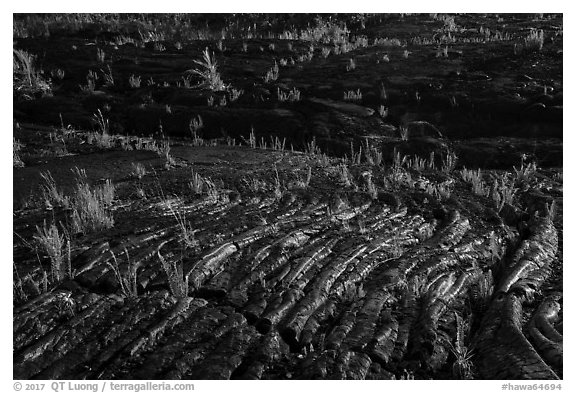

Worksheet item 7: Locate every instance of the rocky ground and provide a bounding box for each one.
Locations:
[13,13,562,380]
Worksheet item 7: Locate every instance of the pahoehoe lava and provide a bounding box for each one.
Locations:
[13,13,562,381]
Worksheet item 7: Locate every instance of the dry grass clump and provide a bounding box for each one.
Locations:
[70,168,115,233]
[187,47,227,91]
[491,174,517,211]
[107,249,138,298]
[277,87,301,102]
[13,138,25,167]
[34,221,71,283]
[188,168,219,201]
[130,162,147,179]
[13,49,52,100]
[523,29,544,52]
[461,167,518,211]
[264,61,280,83]
[88,109,113,148]
[514,157,538,187]
[343,88,362,102]
[158,250,189,298]
[460,168,490,197]
[40,171,70,208]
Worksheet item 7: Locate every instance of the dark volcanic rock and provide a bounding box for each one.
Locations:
[308,97,375,117]
[405,121,443,139]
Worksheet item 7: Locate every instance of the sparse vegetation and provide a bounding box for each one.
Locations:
[13,138,25,167]
[96,48,106,63]
[131,162,147,179]
[158,250,188,298]
[277,87,301,102]
[13,49,52,99]
[491,174,517,211]
[346,58,356,71]
[442,150,458,173]
[128,74,141,88]
[107,248,139,298]
[514,156,538,186]
[80,70,98,93]
[159,192,198,249]
[12,13,562,382]
[187,47,227,91]
[40,171,70,208]
[34,221,70,283]
[264,61,280,83]
[343,88,362,102]
[229,88,243,102]
[460,168,490,197]
[70,168,115,233]
[399,126,409,140]
[524,29,545,52]
[378,105,388,118]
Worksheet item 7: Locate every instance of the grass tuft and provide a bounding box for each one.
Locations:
[187,47,227,91]
[70,168,115,233]
[40,171,70,208]
[13,138,25,167]
[13,49,52,100]
[158,250,189,298]
[107,248,138,298]
[33,221,71,283]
